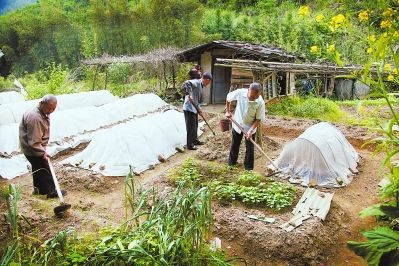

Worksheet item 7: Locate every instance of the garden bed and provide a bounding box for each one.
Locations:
[0,110,381,265]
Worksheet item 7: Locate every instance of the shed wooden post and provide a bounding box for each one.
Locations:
[172,62,176,90]
[272,73,277,98]
[289,73,296,95]
[328,78,335,97]
[104,65,108,89]
[92,65,99,90]
[163,61,168,91]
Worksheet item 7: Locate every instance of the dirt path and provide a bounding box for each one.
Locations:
[0,111,382,265]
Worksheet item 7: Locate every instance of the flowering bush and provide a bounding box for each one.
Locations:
[305,2,399,265]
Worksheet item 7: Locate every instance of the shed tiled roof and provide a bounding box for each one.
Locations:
[177,40,296,62]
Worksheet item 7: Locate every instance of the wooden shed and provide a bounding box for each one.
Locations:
[177,40,297,103]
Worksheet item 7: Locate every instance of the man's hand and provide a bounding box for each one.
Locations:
[245,129,254,140]
[188,95,194,103]
[43,152,50,161]
[225,111,232,118]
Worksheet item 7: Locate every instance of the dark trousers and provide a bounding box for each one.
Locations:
[25,155,55,194]
[184,110,199,148]
[228,129,256,170]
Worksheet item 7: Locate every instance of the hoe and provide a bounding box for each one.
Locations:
[48,159,71,216]
[229,117,281,176]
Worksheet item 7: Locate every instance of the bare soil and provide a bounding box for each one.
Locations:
[0,107,383,265]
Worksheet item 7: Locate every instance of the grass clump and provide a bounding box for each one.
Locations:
[292,97,342,121]
[338,96,399,107]
[169,158,297,211]
[1,172,230,265]
[267,95,398,128]
[268,96,343,122]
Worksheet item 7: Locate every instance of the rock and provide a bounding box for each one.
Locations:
[132,170,140,176]
[210,237,222,251]
[175,146,185,153]
[99,164,105,171]
[158,154,166,163]
[88,162,96,169]
[309,179,318,188]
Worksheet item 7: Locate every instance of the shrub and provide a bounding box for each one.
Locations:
[20,63,71,99]
[107,63,132,84]
[0,76,15,90]
[292,97,342,121]
[268,96,343,122]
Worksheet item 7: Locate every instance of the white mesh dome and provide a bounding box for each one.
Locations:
[274,122,359,187]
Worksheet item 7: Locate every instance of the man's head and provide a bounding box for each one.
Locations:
[201,72,213,87]
[39,94,57,115]
[188,68,201,79]
[248,82,262,101]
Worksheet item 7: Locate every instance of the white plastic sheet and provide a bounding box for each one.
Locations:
[0,123,19,155]
[0,91,24,105]
[1,93,172,179]
[61,110,187,176]
[0,155,30,180]
[0,100,39,125]
[56,90,118,111]
[274,122,359,187]
[0,90,118,125]
[0,93,168,155]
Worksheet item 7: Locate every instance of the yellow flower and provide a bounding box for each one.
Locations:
[394,31,399,39]
[368,34,376,42]
[381,20,393,29]
[310,45,319,54]
[382,32,389,38]
[384,63,392,72]
[394,69,398,75]
[358,10,369,22]
[383,7,395,17]
[315,14,325,22]
[367,47,373,53]
[388,75,394,81]
[331,14,346,29]
[327,44,335,53]
[298,6,311,16]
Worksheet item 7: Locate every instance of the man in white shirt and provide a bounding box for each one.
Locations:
[225,83,266,170]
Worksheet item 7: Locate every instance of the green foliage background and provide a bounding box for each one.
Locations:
[0,0,204,75]
[0,0,385,76]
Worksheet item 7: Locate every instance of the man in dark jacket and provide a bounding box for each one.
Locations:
[182,72,212,150]
[19,94,67,198]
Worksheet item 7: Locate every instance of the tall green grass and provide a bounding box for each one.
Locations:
[338,97,399,107]
[1,172,230,265]
[267,95,398,128]
[267,96,343,122]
